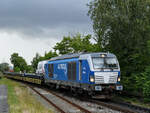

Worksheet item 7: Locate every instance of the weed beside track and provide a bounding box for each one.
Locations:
[0,76,52,113]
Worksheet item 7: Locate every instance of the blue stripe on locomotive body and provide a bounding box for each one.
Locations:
[45,58,76,81]
[44,58,92,84]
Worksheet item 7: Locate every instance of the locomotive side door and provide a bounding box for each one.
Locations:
[80,60,90,83]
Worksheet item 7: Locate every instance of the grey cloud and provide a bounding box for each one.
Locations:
[0,0,92,39]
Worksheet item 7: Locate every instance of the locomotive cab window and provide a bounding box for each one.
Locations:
[48,64,53,77]
[92,57,118,69]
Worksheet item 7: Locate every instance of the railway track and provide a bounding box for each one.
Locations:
[82,98,150,113]
[29,86,65,113]
[87,99,137,113]
[40,85,150,113]
[28,85,91,113]
[58,87,150,113]
[110,100,150,113]
[5,77,150,113]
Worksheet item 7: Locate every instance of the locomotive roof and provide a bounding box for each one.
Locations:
[50,53,82,61]
[50,52,115,61]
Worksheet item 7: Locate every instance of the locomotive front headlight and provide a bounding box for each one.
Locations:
[118,77,121,82]
[101,54,105,57]
[90,76,95,82]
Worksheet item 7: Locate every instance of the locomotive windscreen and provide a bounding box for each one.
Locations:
[92,57,118,69]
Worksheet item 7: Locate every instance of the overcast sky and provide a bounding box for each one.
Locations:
[0,0,93,65]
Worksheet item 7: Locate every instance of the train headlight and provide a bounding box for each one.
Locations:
[101,54,105,57]
[118,77,121,82]
[90,76,95,82]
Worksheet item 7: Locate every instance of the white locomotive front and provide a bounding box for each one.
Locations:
[79,52,123,94]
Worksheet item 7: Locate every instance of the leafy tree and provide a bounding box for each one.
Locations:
[0,63,9,72]
[44,51,58,60]
[10,53,28,72]
[31,51,58,72]
[14,66,21,72]
[54,37,73,54]
[26,65,34,73]
[54,33,98,54]
[88,0,150,95]
[31,53,41,72]
[135,66,150,98]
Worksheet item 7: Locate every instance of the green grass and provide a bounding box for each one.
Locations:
[0,77,19,105]
[0,75,53,113]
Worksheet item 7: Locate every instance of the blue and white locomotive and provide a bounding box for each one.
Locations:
[44,52,123,97]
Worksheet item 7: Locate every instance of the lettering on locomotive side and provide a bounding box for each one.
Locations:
[58,64,67,70]
[58,63,67,75]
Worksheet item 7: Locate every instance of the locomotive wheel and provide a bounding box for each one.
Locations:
[71,87,78,97]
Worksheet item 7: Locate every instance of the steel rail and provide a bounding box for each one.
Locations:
[87,99,137,113]
[110,100,150,113]
[4,76,91,113]
[5,74,149,113]
[42,87,91,113]
[29,85,66,113]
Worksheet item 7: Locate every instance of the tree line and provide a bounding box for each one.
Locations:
[1,0,150,101]
[88,0,150,101]
[9,33,96,73]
